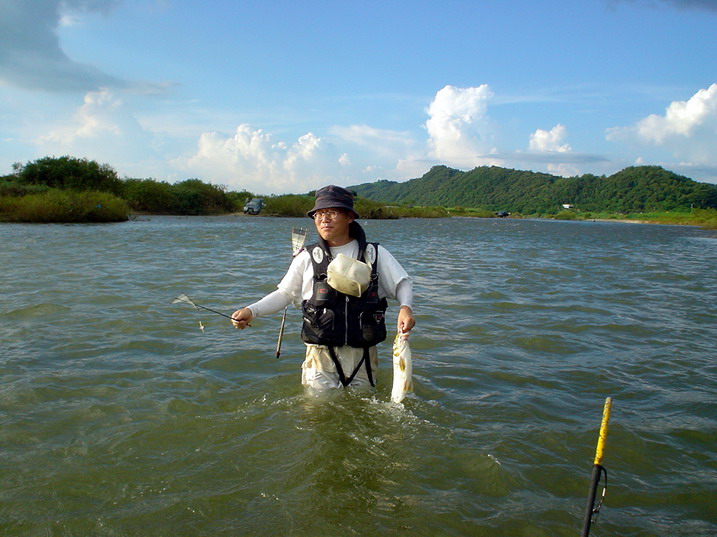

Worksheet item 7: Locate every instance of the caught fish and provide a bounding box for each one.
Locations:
[199,321,205,333]
[391,331,413,403]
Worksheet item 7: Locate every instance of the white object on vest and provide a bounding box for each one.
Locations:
[326,253,372,297]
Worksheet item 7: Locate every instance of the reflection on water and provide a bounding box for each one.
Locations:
[1,216,716,536]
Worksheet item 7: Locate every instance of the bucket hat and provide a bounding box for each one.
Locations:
[307,185,359,219]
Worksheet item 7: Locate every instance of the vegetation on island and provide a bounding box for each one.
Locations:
[1,156,242,222]
[350,164,717,229]
[1,156,716,228]
[0,156,449,223]
[350,164,717,214]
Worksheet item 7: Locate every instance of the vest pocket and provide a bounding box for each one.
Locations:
[355,308,387,346]
[301,303,341,345]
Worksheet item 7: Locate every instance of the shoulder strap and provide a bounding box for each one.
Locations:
[305,241,330,279]
[362,242,380,281]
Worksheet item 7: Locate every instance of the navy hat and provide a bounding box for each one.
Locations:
[307,185,359,219]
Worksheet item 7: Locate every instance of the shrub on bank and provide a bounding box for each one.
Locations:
[554,210,578,220]
[0,190,129,223]
[0,178,50,197]
[264,194,314,217]
[171,179,233,215]
[396,205,450,218]
[122,178,233,215]
[122,179,176,213]
[16,156,123,195]
[691,208,717,229]
[355,198,400,218]
[446,207,493,218]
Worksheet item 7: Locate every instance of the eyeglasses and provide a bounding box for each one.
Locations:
[313,209,342,221]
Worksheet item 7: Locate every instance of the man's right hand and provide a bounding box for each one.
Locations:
[231,307,253,329]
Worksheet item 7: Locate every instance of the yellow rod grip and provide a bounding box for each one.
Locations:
[593,397,613,465]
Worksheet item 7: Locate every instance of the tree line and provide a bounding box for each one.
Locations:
[0,156,448,223]
[350,165,717,214]
[1,156,255,221]
[4,156,717,224]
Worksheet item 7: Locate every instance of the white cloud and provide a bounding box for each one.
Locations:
[527,124,579,176]
[529,124,572,152]
[546,162,581,177]
[338,153,351,166]
[174,125,351,194]
[31,88,162,177]
[424,85,502,168]
[606,83,717,167]
[40,88,122,143]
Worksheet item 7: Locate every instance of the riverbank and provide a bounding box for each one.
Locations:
[3,191,716,230]
[0,190,129,223]
[536,208,717,229]
[446,208,716,229]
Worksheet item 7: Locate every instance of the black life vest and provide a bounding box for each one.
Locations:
[300,239,388,348]
[300,224,388,387]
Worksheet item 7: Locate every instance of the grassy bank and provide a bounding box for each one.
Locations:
[3,179,715,229]
[262,195,450,219]
[248,199,717,230]
[0,190,129,223]
[547,208,717,229]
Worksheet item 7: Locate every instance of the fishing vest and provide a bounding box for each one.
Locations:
[300,239,388,350]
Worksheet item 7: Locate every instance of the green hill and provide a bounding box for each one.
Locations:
[350,165,717,214]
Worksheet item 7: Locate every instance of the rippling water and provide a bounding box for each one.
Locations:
[1,216,716,536]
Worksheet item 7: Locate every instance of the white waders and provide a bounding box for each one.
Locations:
[301,344,378,390]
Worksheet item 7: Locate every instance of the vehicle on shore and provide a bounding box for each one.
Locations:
[243,198,264,215]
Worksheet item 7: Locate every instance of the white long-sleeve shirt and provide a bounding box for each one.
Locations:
[247,239,413,318]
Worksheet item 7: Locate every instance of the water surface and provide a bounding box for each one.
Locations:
[1,216,716,536]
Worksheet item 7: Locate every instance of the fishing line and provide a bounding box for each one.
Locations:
[172,293,237,321]
[174,227,307,338]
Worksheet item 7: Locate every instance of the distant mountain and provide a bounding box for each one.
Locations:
[350,165,717,213]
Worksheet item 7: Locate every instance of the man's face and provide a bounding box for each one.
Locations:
[313,208,354,244]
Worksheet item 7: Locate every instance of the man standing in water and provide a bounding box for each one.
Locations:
[231,185,415,390]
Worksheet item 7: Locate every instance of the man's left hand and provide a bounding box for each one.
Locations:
[397,306,415,337]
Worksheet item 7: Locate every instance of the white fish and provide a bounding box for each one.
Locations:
[199,321,205,333]
[391,331,413,403]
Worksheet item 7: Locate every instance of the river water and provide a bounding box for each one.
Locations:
[1,216,715,536]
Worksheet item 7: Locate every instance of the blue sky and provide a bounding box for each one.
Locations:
[2,0,716,194]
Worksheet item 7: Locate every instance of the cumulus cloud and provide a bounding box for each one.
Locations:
[40,88,123,142]
[0,0,136,92]
[606,83,717,168]
[174,125,354,194]
[174,86,613,192]
[33,88,159,176]
[424,85,503,168]
[176,86,514,193]
[529,124,572,153]
[527,124,579,176]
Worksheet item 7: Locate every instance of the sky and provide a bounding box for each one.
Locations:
[1,0,717,195]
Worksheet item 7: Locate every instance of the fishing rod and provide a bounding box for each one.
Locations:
[172,293,242,323]
[275,226,308,358]
[174,227,306,339]
[581,396,613,537]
